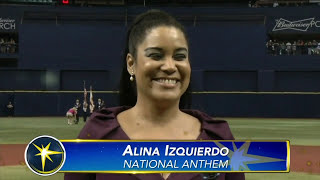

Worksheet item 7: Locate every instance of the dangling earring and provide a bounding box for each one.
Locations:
[130,70,134,81]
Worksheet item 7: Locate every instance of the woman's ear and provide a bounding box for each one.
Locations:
[126,53,135,75]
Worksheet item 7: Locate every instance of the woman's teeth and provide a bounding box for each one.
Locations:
[156,79,177,84]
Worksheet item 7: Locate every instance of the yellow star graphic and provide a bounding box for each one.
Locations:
[33,142,63,172]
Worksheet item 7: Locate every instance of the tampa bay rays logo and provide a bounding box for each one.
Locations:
[24,135,66,176]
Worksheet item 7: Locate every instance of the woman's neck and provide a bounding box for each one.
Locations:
[133,98,181,125]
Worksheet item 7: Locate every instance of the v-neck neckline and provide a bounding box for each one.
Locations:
[111,107,208,180]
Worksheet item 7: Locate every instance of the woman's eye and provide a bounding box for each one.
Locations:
[149,54,163,60]
[174,54,186,61]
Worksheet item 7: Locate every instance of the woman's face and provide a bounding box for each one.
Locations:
[128,26,191,104]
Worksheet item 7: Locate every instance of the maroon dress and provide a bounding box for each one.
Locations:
[65,106,245,180]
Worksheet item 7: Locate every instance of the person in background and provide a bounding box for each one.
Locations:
[303,41,308,55]
[296,40,301,55]
[273,40,279,55]
[96,98,105,111]
[285,41,291,55]
[0,38,6,53]
[82,101,89,122]
[280,42,286,55]
[66,107,77,125]
[89,86,95,116]
[312,40,318,55]
[312,40,318,48]
[298,40,304,55]
[8,38,16,53]
[82,87,90,122]
[5,37,10,53]
[266,39,273,54]
[65,9,245,180]
[306,41,312,55]
[6,101,14,117]
[74,99,81,124]
[273,1,279,7]
[292,41,297,55]
[316,42,320,55]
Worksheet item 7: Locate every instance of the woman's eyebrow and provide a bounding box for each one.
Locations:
[144,47,188,53]
[144,47,163,52]
[175,48,188,53]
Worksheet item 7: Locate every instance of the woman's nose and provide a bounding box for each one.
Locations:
[161,58,177,74]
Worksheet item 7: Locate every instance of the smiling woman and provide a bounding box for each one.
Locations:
[119,9,192,109]
[65,10,245,180]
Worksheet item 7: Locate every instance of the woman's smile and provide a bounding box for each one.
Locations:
[152,77,180,88]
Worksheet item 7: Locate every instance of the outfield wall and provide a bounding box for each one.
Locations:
[1,92,320,118]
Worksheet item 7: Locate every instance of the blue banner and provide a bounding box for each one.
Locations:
[59,140,289,173]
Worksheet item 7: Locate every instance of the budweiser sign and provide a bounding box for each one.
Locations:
[273,18,320,32]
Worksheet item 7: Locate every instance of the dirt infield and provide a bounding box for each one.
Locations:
[0,144,26,166]
[291,145,320,174]
[1,144,319,173]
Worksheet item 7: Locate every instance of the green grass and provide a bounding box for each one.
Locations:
[0,166,319,180]
[0,166,63,180]
[0,117,320,145]
[0,117,84,144]
[225,118,320,146]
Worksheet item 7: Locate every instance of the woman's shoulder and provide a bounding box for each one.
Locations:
[182,109,235,140]
[77,106,131,139]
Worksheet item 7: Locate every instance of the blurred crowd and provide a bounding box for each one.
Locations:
[0,36,17,54]
[249,0,314,8]
[266,39,320,55]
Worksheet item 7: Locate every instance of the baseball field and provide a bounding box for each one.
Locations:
[0,117,319,180]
